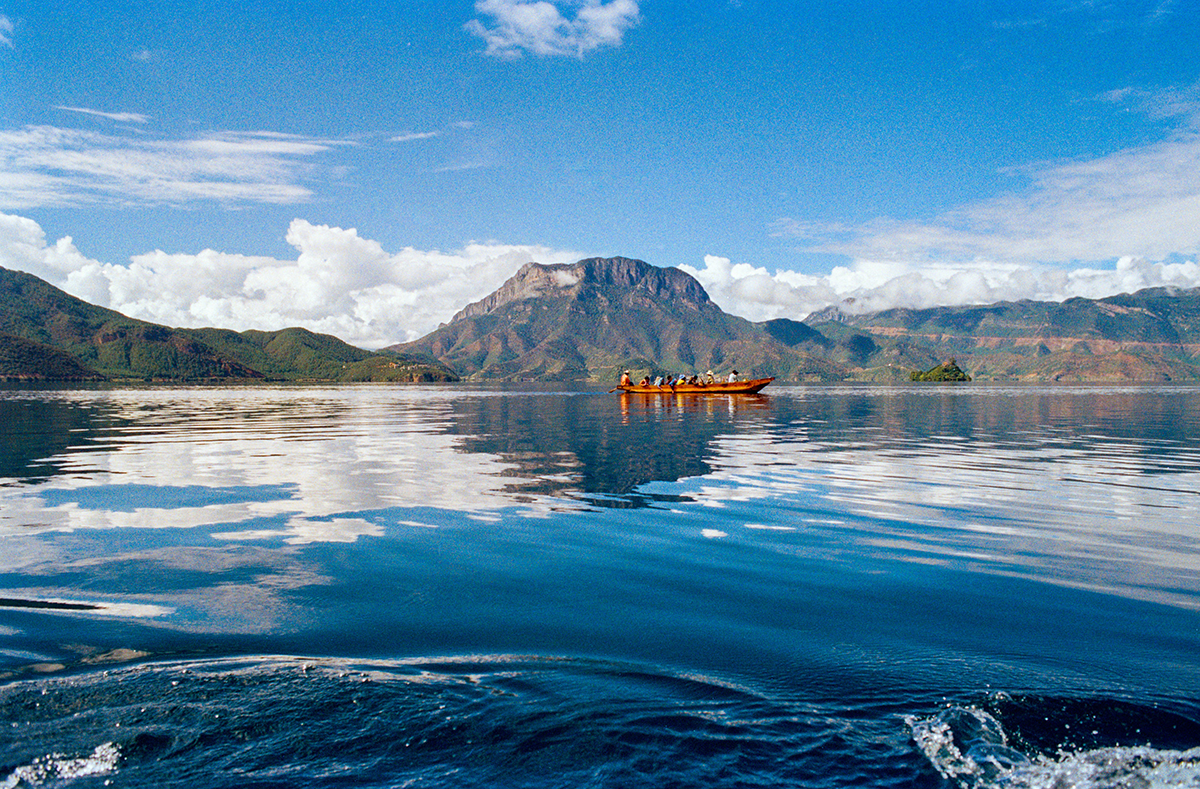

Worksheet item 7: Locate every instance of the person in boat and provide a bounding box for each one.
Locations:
[705,370,715,383]
[653,376,663,386]
[639,376,650,386]
[620,370,632,386]
[727,369,739,383]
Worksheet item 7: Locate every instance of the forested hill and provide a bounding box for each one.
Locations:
[0,266,457,382]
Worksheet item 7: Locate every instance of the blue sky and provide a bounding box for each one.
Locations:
[2,0,1200,346]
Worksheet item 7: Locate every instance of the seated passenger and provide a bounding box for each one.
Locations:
[727,369,739,382]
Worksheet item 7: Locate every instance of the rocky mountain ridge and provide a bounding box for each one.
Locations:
[392,257,843,382]
[808,286,1200,381]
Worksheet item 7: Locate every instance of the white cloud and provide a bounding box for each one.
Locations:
[732,95,1200,320]
[390,131,439,142]
[795,131,1200,267]
[54,106,151,124]
[0,15,13,48]
[0,125,346,209]
[0,211,581,348]
[683,252,1200,322]
[465,0,640,59]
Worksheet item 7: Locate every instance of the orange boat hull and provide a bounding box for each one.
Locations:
[617,377,774,394]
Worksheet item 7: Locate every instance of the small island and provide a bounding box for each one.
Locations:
[910,359,972,382]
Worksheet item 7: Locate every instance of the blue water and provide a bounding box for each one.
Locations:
[1,383,1199,787]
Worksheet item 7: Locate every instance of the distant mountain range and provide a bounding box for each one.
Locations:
[0,266,458,382]
[808,286,1200,381]
[394,256,1200,382]
[5,258,1200,383]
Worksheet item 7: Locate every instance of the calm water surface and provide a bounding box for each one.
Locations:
[1,383,1199,788]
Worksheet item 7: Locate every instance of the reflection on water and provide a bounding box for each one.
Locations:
[2,383,1200,787]
[2,384,1200,611]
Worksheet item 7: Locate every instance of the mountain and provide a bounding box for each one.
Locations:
[808,286,1200,381]
[183,327,457,382]
[0,332,105,381]
[0,266,457,382]
[389,257,844,382]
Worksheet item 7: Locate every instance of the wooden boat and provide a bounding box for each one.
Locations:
[615,377,774,395]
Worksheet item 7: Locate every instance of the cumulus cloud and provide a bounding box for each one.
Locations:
[0,125,345,209]
[0,15,12,48]
[684,252,1200,322]
[465,0,640,58]
[0,211,581,348]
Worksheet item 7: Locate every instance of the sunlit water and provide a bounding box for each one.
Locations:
[1,383,1199,788]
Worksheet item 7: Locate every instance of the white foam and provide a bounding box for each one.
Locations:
[1006,746,1200,789]
[2,742,119,788]
[910,707,1200,789]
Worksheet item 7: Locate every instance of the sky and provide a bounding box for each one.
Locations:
[2,0,1200,347]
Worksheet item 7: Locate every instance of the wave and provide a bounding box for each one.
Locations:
[0,654,931,788]
[4,656,1198,788]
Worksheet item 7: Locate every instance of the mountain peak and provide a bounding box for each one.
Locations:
[450,256,713,323]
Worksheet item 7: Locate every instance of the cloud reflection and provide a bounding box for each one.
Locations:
[0,387,543,545]
[654,388,1200,610]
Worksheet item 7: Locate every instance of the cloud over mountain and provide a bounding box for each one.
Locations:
[0,212,580,348]
[683,254,1200,322]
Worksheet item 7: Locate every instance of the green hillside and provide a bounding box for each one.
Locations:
[183,327,456,382]
[0,332,104,381]
[0,266,456,382]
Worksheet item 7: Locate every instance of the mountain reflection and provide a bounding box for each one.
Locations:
[2,383,1200,615]
[446,391,774,505]
[0,390,128,483]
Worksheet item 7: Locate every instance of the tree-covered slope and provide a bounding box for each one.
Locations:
[0,332,104,381]
[0,266,263,380]
[0,266,456,382]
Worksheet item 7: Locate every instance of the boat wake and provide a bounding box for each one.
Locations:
[0,654,927,788]
[909,701,1200,789]
[1,742,119,788]
[3,656,1198,788]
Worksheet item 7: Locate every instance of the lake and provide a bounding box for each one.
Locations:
[1,382,1199,788]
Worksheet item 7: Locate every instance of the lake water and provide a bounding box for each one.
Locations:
[1,383,1200,788]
